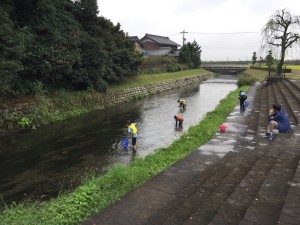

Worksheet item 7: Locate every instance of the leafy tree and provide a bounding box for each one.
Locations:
[261,9,300,75]
[19,0,81,87]
[0,1,25,96]
[252,51,257,66]
[0,0,143,96]
[98,19,142,83]
[72,32,108,91]
[266,50,274,77]
[179,40,202,69]
[74,0,99,24]
[73,0,108,91]
[74,0,142,90]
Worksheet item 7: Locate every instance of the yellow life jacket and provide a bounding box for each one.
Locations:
[180,100,186,104]
[129,123,137,134]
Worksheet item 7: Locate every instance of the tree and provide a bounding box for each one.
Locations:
[252,51,257,66]
[179,40,202,69]
[261,9,300,75]
[16,0,81,87]
[266,50,274,77]
[0,1,25,96]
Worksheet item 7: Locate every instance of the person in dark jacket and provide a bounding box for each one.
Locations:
[238,90,247,111]
[266,104,291,140]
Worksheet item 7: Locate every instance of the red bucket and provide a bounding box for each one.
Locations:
[219,124,226,133]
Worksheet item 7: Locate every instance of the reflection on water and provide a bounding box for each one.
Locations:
[0,76,237,203]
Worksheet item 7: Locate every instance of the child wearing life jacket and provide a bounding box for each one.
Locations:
[174,115,184,127]
[126,120,138,154]
[177,100,187,110]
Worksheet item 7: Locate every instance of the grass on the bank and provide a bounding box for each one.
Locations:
[108,69,211,91]
[0,86,248,225]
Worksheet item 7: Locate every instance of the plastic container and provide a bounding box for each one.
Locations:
[219,124,227,133]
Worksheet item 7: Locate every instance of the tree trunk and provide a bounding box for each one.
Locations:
[277,46,286,76]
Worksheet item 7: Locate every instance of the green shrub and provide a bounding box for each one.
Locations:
[142,56,177,64]
[237,75,257,87]
[140,67,166,74]
[166,64,176,72]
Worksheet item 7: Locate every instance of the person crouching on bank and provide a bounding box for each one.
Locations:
[174,115,184,128]
[266,104,291,140]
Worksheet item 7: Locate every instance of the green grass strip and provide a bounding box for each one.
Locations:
[0,86,248,225]
[108,69,210,91]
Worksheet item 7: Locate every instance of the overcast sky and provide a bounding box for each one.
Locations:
[97,0,300,61]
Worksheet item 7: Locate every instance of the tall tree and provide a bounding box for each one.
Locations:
[74,0,142,90]
[98,18,142,83]
[179,40,202,69]
[261,9,300,75]
[15,0,81,87]
[0,1,25,96]
[73,0,108,91]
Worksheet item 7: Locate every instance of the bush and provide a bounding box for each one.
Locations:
[166,64,176,72]
[140,67,166,74]
[166,63,182,73]
[237,75,257,87]
[142,56,177,64]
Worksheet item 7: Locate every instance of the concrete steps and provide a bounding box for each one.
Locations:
[159,150,258,225]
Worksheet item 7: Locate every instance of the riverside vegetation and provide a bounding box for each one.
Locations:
[0,85,249,225]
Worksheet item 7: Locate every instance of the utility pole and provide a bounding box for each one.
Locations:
[180,29,188,46]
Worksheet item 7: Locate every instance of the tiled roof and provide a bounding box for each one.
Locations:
[141,34,180,46]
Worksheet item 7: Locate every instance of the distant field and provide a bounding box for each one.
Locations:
[287,65,300,70]
[246,68,300,80]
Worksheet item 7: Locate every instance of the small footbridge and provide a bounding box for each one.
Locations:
[202,65,248,74]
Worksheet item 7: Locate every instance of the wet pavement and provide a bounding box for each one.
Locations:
[83,80,300,225]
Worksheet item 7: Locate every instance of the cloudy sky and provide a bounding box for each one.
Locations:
[97,0,300,61]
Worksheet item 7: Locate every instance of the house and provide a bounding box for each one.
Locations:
[140,33,180,57]
[129,36,144,53]
[129,36,151,57]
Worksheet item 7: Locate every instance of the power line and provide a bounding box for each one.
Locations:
[189,31,260,35]
[202,45,259,49]
[168,31,260,36]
